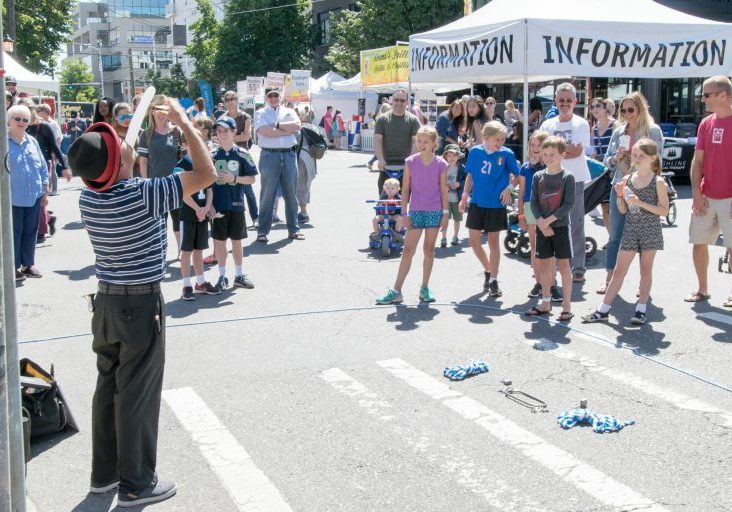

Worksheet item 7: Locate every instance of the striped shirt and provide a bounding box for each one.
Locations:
[80,175,183,285]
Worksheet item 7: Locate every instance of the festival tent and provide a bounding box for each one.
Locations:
[408,0,732,84]
[332,72,470,94]
[309,72,379,124]
[3,52,59,93]
[409,0,732,155]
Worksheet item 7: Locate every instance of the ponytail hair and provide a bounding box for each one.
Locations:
[633,137,661,175]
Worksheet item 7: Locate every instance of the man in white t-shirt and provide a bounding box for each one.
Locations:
[540,82,591,282]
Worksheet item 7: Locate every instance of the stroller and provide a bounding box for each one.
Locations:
[582,159,612,259]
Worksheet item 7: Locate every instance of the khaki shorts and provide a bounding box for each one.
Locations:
[689,197,732,246]
[448,201,463,221]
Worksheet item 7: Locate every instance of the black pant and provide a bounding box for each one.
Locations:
[91,290,165,492]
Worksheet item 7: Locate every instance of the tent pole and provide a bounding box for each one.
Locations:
[522,18,529,163]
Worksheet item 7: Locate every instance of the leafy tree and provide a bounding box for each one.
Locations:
[145,64,190,98]
[325,0,462,77]
[59,58,97,102]
[214,0,315,83]
[3,0,75,74]
[186,0,219,81]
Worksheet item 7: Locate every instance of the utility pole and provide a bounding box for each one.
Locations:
[6,0,15,42]
[0,7,28,512]
[128,48,135,99]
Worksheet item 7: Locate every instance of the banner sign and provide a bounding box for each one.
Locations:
[285,69,311,102]
[361,45,409,87]
[236,80,247,99]
[265,72,286,91]
[241,96,255,110]
[198,80,214,115]
[409,23,732,83]
[246,76,264,96]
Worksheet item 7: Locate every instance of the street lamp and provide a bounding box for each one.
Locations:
[2,34,13,53]
[85,43,105,99]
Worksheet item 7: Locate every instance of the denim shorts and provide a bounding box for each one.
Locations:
[410,210,442,229]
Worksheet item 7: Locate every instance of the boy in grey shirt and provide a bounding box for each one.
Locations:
[527,136,575,321]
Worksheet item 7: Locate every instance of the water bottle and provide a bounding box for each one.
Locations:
[624,188,639,214]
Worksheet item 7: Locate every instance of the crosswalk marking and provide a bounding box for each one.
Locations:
[532,338,732,427]
[377,358,671,512]
[163,387,294,512]
[321,368,548,512]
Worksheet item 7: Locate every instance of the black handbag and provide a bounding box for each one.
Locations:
[20,358,79,439]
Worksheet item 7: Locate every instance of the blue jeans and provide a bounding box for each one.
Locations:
[605,187,626,272]
[12,197,42,269]
[244,184,258,222]
[258,149,299,236]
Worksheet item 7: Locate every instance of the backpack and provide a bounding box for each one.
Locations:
[298,125,327,160]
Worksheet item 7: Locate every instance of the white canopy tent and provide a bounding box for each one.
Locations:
[310,71,346,94]
[409,0,732,156]
[3,52,59,93]
[332,72,471,94]
[309,72,379,126]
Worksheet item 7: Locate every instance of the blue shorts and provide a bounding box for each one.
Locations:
[409,210,442,229]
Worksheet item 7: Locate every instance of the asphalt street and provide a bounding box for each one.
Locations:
[17,147,732,511]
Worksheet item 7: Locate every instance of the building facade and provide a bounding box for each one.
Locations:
[66,0,175,102]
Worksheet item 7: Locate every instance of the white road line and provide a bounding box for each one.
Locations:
[698,311,732,327]
[321,368,547,512]
[163,387,293,512]
[533,338,732,428]
[377,358,670,512]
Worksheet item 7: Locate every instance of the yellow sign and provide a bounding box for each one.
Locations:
[360,45,409,87]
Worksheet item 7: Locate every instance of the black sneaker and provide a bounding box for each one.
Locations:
[117,478,176,508]
[483,272,491,292]
[488,280,502,297]
[195,281,221,295]
[440,238,447,248]
[550,285,563,303]
[233,275,255,289]
[528,282,542,298]
[630,311,646,325]
[181,286,194,301]
[214,276,229,293]
[48,215,57,236]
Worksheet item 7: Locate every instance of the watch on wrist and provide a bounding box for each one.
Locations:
[442,209,449,214]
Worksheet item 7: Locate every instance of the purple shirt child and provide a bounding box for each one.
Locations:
[405,153,447,212]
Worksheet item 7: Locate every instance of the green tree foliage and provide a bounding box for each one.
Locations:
[325,0,462,76]
[186,0,220,81]
[59,59,97,102]
[3,0,75,74]
[214,0,315,83]
[146,64,190,98]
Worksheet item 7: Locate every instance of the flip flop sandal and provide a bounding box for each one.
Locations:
[558,311,574,322]
[289,233,305,240]
[256,234,268,243]
[724,297,732,308]
[525,307,551,316]
[572,275,586,283]
[684,292,710,303]
[203,254,217,264]
[596,282,608,294]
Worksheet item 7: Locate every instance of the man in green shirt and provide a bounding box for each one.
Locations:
[374,88,420,193]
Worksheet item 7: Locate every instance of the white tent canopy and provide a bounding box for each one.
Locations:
[3,52,59,93]
[332,72,470,94]
[311,71,346,94]
[409,0,732,84]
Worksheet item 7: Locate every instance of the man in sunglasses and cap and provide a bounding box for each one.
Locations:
[67,98,216,508]
[5,75,18,103]
[253,86,303,242]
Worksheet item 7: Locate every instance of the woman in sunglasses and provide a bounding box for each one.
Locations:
[7,105,49,281]
[597,91,664,295]
[112,102,133,139]
[590,98,616,235]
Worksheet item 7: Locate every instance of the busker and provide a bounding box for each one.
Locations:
[67,98,216,508]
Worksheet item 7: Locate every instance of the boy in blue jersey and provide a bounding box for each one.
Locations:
[179,115,258,291]
[459,121,519,297]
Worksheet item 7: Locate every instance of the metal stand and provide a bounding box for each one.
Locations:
[500,380,548,413]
